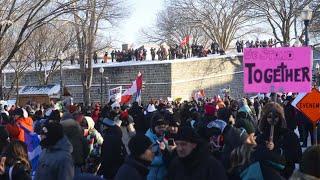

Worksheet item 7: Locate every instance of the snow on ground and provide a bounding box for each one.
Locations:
[3,53,244,73]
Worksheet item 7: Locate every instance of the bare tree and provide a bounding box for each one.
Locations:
[141,3,213,47]
[71,0,127,107]
[0,0,82,99]
[5,46,33,102]
[248,0,320,46]
[310,8,320,47]
[164,0,253,51]
[26,22,76,85]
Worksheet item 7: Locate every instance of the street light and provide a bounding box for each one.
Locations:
[301,6,313,46]
[58,51,66,99]
[99,67,104,106]
[316,63,320,86]
[105,77,109,103]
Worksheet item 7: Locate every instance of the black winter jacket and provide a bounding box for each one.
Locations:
[167,142,228,180]
[114,156,150,180]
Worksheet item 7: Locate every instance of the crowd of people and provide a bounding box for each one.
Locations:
[0,91,319,180]
[235,39,278,53]
[97,43,222,63]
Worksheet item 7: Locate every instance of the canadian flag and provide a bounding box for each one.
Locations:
[120,72,143,104]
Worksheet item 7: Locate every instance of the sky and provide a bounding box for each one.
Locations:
[112,0,164,49]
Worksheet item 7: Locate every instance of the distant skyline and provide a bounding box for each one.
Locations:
[111,0,164,49]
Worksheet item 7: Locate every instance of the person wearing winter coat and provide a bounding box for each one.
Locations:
[0,140,32,180]
[145,113,169,180]
[289,145,320,180]
[201,119,250,168]
[60,115,89,174]
[80,116,104,173]
[115,134,155,180]
[129,102,147,134]
[284,96,297,131]
[0,125,9,153]
[35,122,74,180]
[255,102,302,179]
[290,145,320,180]
[167,126,228,180]
[99,117,127,179]
[5,108,33,142]
[81,116,103,153]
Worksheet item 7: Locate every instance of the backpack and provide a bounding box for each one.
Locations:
[240,162,264,180]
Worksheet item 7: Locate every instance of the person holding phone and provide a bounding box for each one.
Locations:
[145,112,169,180]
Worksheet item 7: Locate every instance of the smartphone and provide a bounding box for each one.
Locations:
[168,138,174,146]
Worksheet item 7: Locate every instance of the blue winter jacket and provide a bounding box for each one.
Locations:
[145,129,167,180]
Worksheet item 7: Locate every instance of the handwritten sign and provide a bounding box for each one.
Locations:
[243,47,312,93]
[108,86,122,102]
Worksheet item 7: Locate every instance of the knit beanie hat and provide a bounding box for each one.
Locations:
[40,122,64,148]
[129,134,152,158]
[175,126,201,144]
[151,113,168,132]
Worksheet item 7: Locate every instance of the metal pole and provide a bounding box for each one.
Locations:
[100,72,103,106]
[60,58,63,100]
[304,20,309,46]
[313,124,318,145]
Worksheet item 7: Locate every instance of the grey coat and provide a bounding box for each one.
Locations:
[35,136,74,180]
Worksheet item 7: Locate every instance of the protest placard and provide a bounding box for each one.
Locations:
[243,47,312,93]
[108,86,122,103]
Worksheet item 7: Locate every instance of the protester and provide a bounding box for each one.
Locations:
[5,108,33,142]
[115,134,155,180]
[168,126,228,180]
[80,116,104,173]
[0,125,9,153]
[35,122,74,180]
[60,112,89,175]
[290,145,320,180]
[255,102,302,178]
[0,140,31,180]
[99,115,127,179]
[145,112,169,180]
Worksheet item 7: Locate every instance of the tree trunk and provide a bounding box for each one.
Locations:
[15,72,19,105]
[83,85,91,108]
[0,71,3,100]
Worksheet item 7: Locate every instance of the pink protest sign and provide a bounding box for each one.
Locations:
[243,47,312,93]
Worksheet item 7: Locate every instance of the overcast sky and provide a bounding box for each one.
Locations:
[111,0,164,48]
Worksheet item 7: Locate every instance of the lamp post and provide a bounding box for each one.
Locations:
[316,63,320,86]
[105,77,109,103]
[58,51,65,100]
[99,67,104,106]
[301,6,313,46]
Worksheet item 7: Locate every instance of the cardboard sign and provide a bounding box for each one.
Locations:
[296,88,320,124]
[243,47,312,93]
[108,86,122,103]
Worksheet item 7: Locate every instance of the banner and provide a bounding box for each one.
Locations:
[108,86,122,103]
[243,47,312,93]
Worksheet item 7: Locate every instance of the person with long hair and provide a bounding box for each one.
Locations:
[0,140,31,180]
[255,102,302,178]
